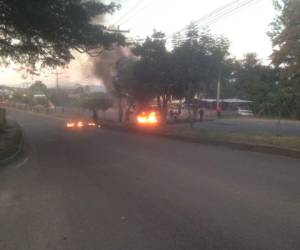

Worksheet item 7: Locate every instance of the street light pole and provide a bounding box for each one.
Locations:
[275,81,281,136]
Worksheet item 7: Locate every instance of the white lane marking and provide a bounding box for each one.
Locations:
[14,157,29,169]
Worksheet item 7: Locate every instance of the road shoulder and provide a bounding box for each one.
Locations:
[0,120,24,166]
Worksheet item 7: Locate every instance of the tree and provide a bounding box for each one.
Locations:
[185,22,199,43]
[113,58,137,122]
[132,31,172,120]
[81,92,112,118]
[171,32,183,48]
[29,81,48,95]
[269,0,300,118]
[231,53,280,116]
[198,30,230,97]
[0,0,124,67]
[12,90,29,104]
[171,27,230,126]
[269,0,300,78]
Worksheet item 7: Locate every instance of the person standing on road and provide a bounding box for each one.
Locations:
[199,108,204,122]
[92,109,99,124]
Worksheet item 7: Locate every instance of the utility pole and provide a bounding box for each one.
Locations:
[216,70,222,119]
[55,70,64,89]
[54,70,63,112]
[216,76,221,108]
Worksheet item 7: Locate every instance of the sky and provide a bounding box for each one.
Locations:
[112,0,276,59]
[1,0,277,87]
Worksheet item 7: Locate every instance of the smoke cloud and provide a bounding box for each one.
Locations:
[92,45,136,92]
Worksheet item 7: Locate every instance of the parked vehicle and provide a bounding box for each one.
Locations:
[238,107,254,116]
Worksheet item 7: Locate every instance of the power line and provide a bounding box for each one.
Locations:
[111,0,146,26]
[166,0,259,40]
[203,2,257,27]
[130,0,241,33]
[164,0,261,47]
[129,0,174,30]
[165,0,258,45]
[119,0,158,26]
[129,0,235,43]
[193,0,241,26]
[129,0,264,45]
[204,0,264,27]
[165,0,241,39]
[196,0,259,27]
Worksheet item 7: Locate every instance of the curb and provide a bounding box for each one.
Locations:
[0,121,25,166]
[101,122,300,159]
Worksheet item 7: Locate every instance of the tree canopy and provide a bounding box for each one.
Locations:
[0,0,124,67]
[113,27,231,121]
[229,53,280,115]
[269,0,300,78]
[110,4,300,120]
[29,81,48,95]
[132,31,171,104]
[269,0,300,118]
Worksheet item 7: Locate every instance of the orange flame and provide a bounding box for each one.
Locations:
[137,111,158,125]
[66,122,75,128]
[77,121,84,128]
[147,112,158,124]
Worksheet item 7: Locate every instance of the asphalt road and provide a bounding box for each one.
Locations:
[1,109,300,250]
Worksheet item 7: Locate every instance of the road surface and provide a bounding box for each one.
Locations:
[1,109,300,250]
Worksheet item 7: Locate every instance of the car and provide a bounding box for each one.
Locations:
[237,107,254,116]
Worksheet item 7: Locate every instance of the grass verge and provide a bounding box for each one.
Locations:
[170,127,300,155]
[173,127,300,150]
[101,121,300,158]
